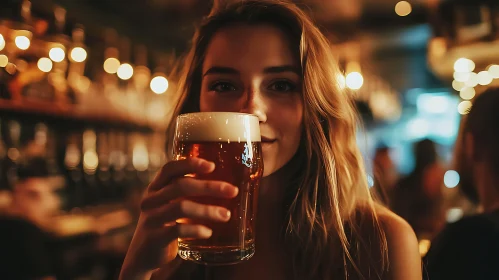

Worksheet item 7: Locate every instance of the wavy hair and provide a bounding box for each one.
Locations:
[166,0,388,278]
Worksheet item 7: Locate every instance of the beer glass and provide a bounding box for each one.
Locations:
[173,112,263,265]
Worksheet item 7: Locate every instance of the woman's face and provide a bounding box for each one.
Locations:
[199,24,303,176]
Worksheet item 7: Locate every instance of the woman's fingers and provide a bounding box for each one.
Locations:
[148,158,215,192]
[141,178,238,211]
[144,200,231,228]
[164,223,213,241]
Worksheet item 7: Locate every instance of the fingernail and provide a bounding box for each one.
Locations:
[201,228,213,238]
[200,159,215,172]
[222,184,239,197]
[218,208,231,220]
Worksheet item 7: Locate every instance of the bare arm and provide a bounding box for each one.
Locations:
[380,211,422,280]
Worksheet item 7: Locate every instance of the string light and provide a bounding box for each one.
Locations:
[477,71,493,86]
[457,101,472,115]
[345,72,364,90]
[452,80,465,91]
[459,87,475,100]
[49,47,65,62]
[70,47,87,62]
[83,150,99,173]
[0,55,8,68]
[150,76,169,94]
[487,65,499,79]
[103,58,120,74]
[453,72,470,83]
[14,35,30,50]
[0,34,5,51]
[444,170,460,188]
[454,58,475,72]
[395,1,412,17]
[117,63,133,80]
[464,72,478,88]
[5,63,16,75]
[37,57,53,73]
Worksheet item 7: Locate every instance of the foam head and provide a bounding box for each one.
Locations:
[175,112,261,143]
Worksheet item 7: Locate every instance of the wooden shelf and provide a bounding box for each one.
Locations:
[0,99,166,132]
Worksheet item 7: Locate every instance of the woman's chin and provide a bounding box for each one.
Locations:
[261,159,288,178]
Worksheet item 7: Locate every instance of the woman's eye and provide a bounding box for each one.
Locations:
[209,82,237,92]
[268,80,296,92]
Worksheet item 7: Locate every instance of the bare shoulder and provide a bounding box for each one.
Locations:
[375,204,422,280]
[375,204,417,244]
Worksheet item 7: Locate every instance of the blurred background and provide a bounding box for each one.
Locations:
[0,0,498,278]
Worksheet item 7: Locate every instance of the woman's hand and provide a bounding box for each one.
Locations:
[119,157,238,280]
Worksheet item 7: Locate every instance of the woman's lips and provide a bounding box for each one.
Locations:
[261,136,276,143]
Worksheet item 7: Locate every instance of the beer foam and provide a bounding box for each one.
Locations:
[175,112,261,142]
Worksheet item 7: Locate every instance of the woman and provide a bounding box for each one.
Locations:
[423,87,499,280]
[120,1,421,279]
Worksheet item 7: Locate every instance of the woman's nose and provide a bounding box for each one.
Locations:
[240,89,267,123]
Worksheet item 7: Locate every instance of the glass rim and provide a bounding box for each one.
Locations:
[177,112,259,119]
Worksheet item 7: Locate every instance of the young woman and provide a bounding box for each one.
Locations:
[424,87,499,280]
[120,1,421,279]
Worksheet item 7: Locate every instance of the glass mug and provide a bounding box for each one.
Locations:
[173,112,264,265]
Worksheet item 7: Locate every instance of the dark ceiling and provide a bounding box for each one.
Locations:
[30,0,430,54]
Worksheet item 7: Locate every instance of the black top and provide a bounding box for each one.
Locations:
[423,210,499,280]
[0,216,56,279]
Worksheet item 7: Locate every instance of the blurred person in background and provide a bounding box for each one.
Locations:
[120,1,421,280]
[424,87,499,280]
[391,139,446,239]
[372,145,399,205]
[0,157,61,280]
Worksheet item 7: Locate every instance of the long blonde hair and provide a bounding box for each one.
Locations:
[167,1,388,278]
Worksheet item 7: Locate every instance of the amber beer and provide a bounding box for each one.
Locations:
[173,112,263,265]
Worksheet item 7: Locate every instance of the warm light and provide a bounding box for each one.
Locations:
[395,1,412,17]
[488,65,499,79]
[5,63,16,75]
[459,87,475,100]
[15,35,30,50]
[0,34,5,51]
[150,76,169,94]
[64,144,80,169]
[452,80,465,91]
[444,170,460,188]
[16,59,27,72]
[454,58,475,73]
[37,57,53,73]
[0,55,8,67]
[103,58,120,74]
[70,47,87,62]
[7,148,20,161]
[337,74,346,89]
[457,101,472,115]
[477,71,493,86]
[446,208,463,223]
[83,150,99,172]
[75,76,91,92]
[345,72,364,90]
[134,66,151,89]
[464,72,478,87]
[117,63,133,80]
[83,130,97,151]
[419,239,431,257]
[49,47,65,62]
[133,143,149,171]
[453,72,470,82]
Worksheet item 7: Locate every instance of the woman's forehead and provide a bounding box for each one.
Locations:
[202,24,299,72]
